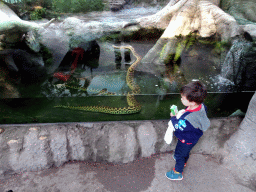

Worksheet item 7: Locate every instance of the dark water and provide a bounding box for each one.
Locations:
[0,92,254,124]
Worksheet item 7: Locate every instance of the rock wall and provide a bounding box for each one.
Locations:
[219,92,256,191]
[0,117,242,177]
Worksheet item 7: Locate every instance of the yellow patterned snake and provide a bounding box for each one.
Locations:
[54,45,142,114]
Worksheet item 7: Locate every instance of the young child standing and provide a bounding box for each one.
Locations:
[165,81,210,180]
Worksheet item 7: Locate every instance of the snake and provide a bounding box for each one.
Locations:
[54,45,142,114]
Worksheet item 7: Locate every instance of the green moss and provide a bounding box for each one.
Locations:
[100,28,163,43]
[99,33,122,42]
[213,41,226,54]
[124,28,163,41]
[198,39,230,54]
[184,33,197,50]
[163,32,228,66]
[173,32,197,63]
[160,43,167,60]
[164,53,175,65]
[174,42,183,62]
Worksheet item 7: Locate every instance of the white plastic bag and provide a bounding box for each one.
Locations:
[164,120,174,144]
[164,109,186,144]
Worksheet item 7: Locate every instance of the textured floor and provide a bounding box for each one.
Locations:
[0,153,253,192]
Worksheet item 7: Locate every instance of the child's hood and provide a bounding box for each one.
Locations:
[184,104,210,131]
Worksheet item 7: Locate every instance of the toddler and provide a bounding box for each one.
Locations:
[165,81,210,180]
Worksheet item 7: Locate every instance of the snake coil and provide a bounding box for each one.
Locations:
[54,45,142,114]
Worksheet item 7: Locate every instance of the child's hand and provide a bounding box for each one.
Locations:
[170,105,178,117]
[176,109,186,119]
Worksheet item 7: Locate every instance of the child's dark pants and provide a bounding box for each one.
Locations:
[174,140,197,173]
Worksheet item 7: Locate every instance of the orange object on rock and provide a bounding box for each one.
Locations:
[53,72,71,82]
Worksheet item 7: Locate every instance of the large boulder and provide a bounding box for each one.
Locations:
[219,92,256,191]
[136,0,241,40]
[0,2,54,50]
[221,0,256,42]
[241,24,256,40]
[0,3,40,34]
[0,66,20,98]
[0,49,47,85]
[134,0,245,76]
[219,34,254,89]
[223,0,256,25]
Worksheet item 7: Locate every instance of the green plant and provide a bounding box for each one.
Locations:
[20,0,52,11]
[52,0,72,13]
[30,7,46,20]
[75,0,104,12]
[51,0,104,13]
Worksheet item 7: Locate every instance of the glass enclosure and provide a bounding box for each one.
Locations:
[1,7,255,124]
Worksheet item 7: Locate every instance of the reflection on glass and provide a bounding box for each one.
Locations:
[1,11,255,124]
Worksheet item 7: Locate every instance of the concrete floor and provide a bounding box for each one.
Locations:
[0,152,253,192]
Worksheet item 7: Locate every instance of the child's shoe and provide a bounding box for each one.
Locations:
[165,168,183,180]
[172,154,187,167]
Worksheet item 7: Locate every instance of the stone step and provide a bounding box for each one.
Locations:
[0,117,243,178]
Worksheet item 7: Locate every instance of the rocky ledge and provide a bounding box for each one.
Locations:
[0,111,255,190]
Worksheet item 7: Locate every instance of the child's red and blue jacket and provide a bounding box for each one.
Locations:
[170,104,210,145]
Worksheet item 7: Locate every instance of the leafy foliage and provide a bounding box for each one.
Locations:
[30,7,46,20]
[52,0,104,13]
[16,0,104,15]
